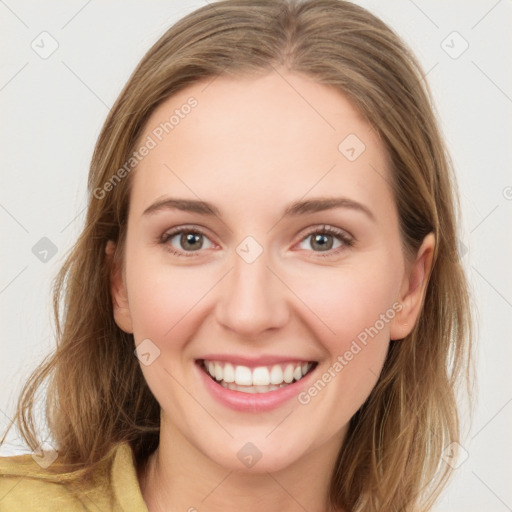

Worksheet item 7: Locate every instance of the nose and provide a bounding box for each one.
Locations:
[215,246,290,338]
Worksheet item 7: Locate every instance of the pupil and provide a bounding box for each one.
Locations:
[182,232,202,251]
[313,234,332,251]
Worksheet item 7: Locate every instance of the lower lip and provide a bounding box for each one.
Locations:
[195,361,317,412]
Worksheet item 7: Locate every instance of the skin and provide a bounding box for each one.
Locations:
[107,69,435,512]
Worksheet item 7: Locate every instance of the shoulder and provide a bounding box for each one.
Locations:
[0,443,148,511]
[0,452,81,510]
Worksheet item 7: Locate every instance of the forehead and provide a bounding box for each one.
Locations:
[129,70,394,221]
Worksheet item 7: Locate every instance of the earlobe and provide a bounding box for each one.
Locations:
[105,240,133,334]
[390,232,435,341]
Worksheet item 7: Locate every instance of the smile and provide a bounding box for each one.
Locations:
[199,359,317,394]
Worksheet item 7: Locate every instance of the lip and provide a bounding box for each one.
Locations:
[195,359,318,412]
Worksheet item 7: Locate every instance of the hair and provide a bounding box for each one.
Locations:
[1,1,473,510]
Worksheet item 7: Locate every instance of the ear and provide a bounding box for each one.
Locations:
[105,240,133,334]
[390,232,435,341]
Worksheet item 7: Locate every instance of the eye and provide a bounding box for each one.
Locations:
[159,224,354,258]
[297,225,354,256]
[160,226,215,257]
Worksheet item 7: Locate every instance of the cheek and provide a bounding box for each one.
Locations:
[292,261,401,349]
[125,250,218,343]
[293,268,398,423]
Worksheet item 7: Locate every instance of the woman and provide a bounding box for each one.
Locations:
[0,1,473,510]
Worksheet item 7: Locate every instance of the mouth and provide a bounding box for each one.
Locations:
[196,359,318,394]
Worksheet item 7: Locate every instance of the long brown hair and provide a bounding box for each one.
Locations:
[1,1,473,510]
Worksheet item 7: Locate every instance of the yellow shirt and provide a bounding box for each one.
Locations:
[0,442,149,511]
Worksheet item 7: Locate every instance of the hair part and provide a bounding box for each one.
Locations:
[2,1,473,510]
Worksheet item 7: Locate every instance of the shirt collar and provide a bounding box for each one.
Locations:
[111,442,149,512]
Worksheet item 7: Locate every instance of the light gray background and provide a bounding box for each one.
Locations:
[1,1,511,511]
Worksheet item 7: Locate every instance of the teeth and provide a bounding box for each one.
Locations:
[252,367,270,386]
[270,365,283,385]
[223,363,235,383]
[234,365,252,386]
[283,364,294,383]
[203,359,313,389]
[214,362,223,381]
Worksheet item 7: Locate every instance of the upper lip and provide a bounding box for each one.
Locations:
[197,354,317,367]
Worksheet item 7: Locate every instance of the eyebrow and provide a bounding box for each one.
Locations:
[142,196,375,221]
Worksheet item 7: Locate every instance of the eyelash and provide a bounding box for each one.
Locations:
[158,224,354,258]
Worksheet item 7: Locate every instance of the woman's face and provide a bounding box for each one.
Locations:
[110,69,433,474]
